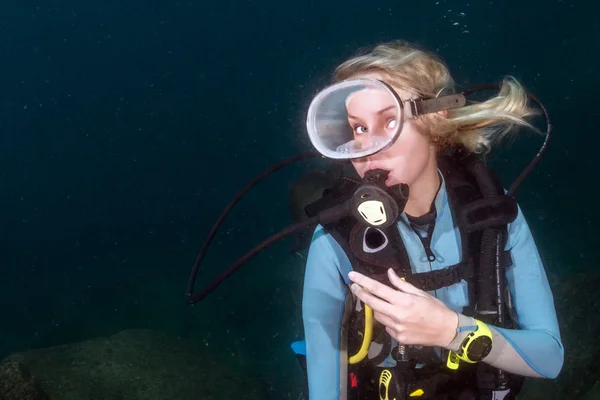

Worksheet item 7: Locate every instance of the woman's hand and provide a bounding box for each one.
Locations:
[348,268,458,348]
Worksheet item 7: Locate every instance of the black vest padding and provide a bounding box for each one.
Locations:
[307,150,516,309]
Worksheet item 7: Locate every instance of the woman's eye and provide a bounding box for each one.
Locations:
[387,118,397,129]
[354,125,367,135]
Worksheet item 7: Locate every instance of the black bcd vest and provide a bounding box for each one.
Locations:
[303,148,525,399]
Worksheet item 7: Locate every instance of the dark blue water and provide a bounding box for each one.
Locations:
[0,0,597,398]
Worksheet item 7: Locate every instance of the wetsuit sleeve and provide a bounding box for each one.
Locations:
[446,204,564,378]
[302,225,352,400]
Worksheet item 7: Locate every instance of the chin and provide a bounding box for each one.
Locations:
[386,173,412,187]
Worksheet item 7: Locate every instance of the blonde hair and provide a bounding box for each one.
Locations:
[333,40,539,154]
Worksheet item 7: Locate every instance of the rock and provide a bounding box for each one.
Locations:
[0,360,49,400]
[4,329,267,400]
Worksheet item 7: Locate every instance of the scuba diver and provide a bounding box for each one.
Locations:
[184,40,563,400]
[297,41,563,399]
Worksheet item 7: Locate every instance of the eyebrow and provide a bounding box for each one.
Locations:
[347,105,396,121]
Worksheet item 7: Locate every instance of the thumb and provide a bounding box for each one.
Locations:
[388,268,426,296]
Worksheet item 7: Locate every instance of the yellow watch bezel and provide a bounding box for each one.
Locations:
[446,319,493,369]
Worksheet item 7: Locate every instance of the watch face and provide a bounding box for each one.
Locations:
[467,336,493,361]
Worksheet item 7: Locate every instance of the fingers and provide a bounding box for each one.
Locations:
[387,269,427,297]
[350,283,398,318]
[373,311,399,331]
[348,271,401,302]
[385,326,404,343]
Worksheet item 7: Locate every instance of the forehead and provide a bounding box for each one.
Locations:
[349,71,414,101]
[345,87,394,112]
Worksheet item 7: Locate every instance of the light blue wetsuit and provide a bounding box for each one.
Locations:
[297,171,564,400]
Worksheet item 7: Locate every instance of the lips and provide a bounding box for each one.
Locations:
[364,164,387,173]
[364,164,390,176]
[363,165,393,186]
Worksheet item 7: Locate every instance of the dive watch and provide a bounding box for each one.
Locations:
[447,319,493,369]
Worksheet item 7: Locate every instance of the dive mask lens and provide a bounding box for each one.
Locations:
[306,78,403,160]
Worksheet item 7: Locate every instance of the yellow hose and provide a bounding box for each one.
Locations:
[349,304,373,364]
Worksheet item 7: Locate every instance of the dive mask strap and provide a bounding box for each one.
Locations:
[405,94,467,118]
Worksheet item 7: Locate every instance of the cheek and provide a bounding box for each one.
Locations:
[386,155,416,185]
[386,135,431,184]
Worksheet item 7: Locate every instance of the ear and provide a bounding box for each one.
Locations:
[437,110,449,119]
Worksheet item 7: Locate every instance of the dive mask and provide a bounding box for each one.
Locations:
[306,78,466,160]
